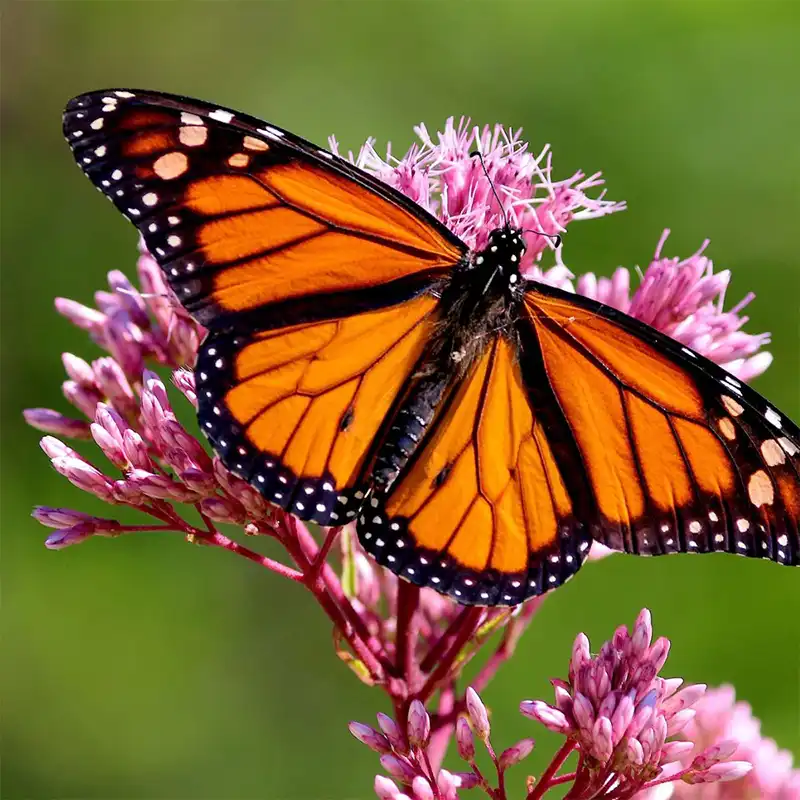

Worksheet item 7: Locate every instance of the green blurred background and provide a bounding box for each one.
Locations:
[2,2,799,798]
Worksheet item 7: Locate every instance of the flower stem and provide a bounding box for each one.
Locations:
[203,529,304,582]
[426,682,455,772]
[418,607,484,702]
[472,598,543,694]
[526,740,577,800]
[421,605,479,674]
[394,580,420,683]
[304,525,342,589]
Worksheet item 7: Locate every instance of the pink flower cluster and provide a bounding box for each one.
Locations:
[521,610,754,798]
[25,118,793,798]
[666,685,800,799]
[352,610,797,799]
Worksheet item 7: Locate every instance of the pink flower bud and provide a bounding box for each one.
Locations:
[32,506,97,528]
[143,370,171,411]
[449,772,480,790]
[349,722,392,754]
[455,716,475,762]
[410,776,434,800]
[648,637,670,671]
[62,353,100,389]
[572,692,595,733]
[128,469,201,503]
[685,761,752,784]
[499,738,535,769]
[626,737,644,766]
[610,691,635,744]
[407,700,430,749]
[627,691,657,739]
[117,429,151,471]
[662,683,706,717]
[181,469,219,497]
[436,769,459,800]
[63,380,102,419]
[379,754,416,783]
[111,479,148,506]
[45,523,97,549]
[569,633,591,682]
[200,497,246,524]
[172,369,198,408]
[667,708,696,736]
[55,297,106,333]
[691,739,738,771]
[107,269,151,329]
[632,609,653,655]
[466,687,489,741]
[40,436,76,459]
[591,716,614,762]
[91,423,127,468]
[23,408,91,439]
[93,357,136,414]
[520,700,571,734]
[660,740,695,763]
[552,679,572,713]
[104,318,145,379]
[51,456,116,502]
[374,775,402,800]
[162,420,212,471]
[377,713,406,751]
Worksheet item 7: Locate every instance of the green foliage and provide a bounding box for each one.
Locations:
[2,2,798,797]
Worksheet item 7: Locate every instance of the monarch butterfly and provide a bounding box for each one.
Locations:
[63,89,799,606]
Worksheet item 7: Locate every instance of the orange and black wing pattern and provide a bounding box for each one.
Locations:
[63,90,798,606]
[519,283,799,565]
[62,89,464,331]
[358,282,798,606]
[62,89,465,522]
[357,334,594,606]
[196,294,439,524]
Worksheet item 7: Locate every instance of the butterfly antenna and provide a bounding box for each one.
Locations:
[470,150,510,230]
[523,228,563,249]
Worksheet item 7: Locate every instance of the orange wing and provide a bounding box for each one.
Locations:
[356,335,593,605]
[520,283,800,564]
[63,90,466,519]
[357,284,799,606]
[196,294,439,523]
[62,90,465,331]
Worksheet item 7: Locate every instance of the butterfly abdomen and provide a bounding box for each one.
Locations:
[372,373,450,489]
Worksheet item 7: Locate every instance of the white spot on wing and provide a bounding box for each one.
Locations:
[258,126,285,141]
[209,109,234,123]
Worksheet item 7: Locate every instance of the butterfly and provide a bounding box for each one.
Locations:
[62,89,799,606]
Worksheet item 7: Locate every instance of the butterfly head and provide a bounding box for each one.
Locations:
[473,227,527,293]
